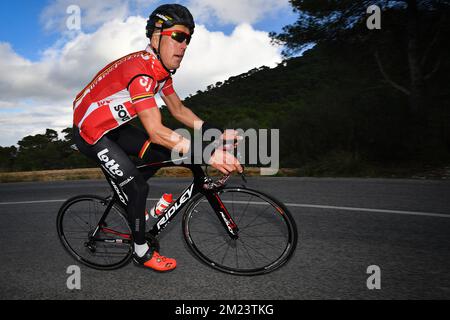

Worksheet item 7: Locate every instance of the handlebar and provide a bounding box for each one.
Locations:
[202,135,246,190]
[203,165,247,190]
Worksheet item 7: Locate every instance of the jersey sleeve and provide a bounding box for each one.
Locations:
[160,77,175,97]
[128,75,158,112]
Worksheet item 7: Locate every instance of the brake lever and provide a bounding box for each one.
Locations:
[204,136,247,189]
[203,173,230,190]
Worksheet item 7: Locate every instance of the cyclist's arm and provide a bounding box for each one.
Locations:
[137,107,190,154]
[163,90,243,149]
[127,75,190,153]
[161,92,204,130]
[138,107,242,174]
[162,92,241,142]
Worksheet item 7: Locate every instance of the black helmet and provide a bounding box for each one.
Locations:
[146,4,195,39]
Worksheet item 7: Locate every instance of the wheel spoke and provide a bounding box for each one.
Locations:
[238,204,272,231]
[220,240,232,265]
[235,239,274,262]
[236,195,253,225]
[238,239,257,269]
[239,232,284,250]
[202,239,230,258]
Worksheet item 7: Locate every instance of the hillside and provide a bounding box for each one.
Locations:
[169,41,449,175]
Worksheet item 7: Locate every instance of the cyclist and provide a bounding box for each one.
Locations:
[72,4,242,272]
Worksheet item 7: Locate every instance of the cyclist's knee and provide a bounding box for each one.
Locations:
[122,174,148,199]
[136,175,149,196]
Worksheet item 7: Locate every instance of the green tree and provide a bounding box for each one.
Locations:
[15,129,62,170]
[271,0,450,116]
[0,146,17,172]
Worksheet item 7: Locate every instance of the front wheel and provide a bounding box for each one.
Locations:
[182,187,298,276]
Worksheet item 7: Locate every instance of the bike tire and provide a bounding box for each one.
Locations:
[56,194,133,270]
[182,187,298,276]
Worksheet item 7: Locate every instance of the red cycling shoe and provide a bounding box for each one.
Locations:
[133,248,177,272]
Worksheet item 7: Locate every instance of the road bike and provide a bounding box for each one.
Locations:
[56,157,298,276]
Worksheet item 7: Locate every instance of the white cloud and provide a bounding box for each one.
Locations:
[176,23,282,97]
[40,0,156,32]
[187,0,290,25]
[0,16,282,146]
[0,101,73,146]
[0,43,68,103]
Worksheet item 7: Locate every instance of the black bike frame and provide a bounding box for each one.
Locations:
[100,160,239,241]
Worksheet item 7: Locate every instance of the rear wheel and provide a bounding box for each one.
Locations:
[183,187,298,276]
[57,195,133,270]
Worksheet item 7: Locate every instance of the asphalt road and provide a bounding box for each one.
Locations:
[0,177,449,300]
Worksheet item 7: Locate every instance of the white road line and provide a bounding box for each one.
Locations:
[0,198,448,219]
[0,199,67,205]
[283,203,450,219]
[218,200,450,219]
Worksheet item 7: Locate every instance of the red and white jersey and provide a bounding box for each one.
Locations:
[73,46,175,145]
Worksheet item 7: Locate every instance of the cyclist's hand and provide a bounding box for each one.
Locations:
[209,148,243,175]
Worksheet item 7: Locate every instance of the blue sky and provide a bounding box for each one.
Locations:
[0,1,55,61]
[0,0,296,62]
[0,0,298,146]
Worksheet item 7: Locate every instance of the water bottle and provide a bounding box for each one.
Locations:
[146,193,173,220]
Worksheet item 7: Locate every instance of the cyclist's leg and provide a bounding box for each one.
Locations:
[73,126,148,245]
[73,125,176,271]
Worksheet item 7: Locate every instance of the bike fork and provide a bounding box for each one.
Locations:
[204,191,239,239]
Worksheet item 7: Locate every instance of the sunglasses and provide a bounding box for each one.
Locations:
[160,30,192,45]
